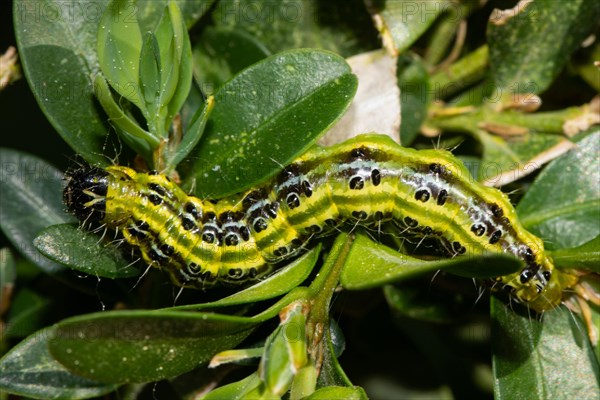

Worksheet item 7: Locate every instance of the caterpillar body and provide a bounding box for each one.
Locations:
[63,134,574,312]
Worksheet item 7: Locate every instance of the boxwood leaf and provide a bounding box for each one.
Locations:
[97,0,144,110]
[518,130,600,249]
[48,310,260,383]
[183,49,358,198]
[340,234,522,290]
[33,223,140,279]
[550,235,600,273]
[492,300,599,399]
[0,327,119,399]
[488,0,600,94]
[0,149,70,273]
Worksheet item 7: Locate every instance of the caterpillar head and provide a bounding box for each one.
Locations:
[501,255,576,313]
[63,167,110,223]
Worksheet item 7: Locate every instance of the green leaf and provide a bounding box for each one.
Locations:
[33,224,140,279]
[93,74,158,158]
[48,310,259,383]
[3,288,49,339]
[340,234,522,290]
[97,0,144,110]
[202,372,262,400]
[164,1,193,133]
[139,32,162,108]
[550,235,600,273]
[170,245,320,311]
[477,131,568,183]
[488,0,600,94]
[518,130,600,249]
[183,49,358,198]
[316,323,356,389]
[165,95,215,171]
[13,0,210,164]
[213,0,376,57]
[193,27,271,95]
[305,386,367,400]
[260,302,308,396]
[0,149,70,273]
[13,0,115,165]
[491,300,600,399]
[397,53,430,146]
[369,0,447,54]
[0,327,119,399]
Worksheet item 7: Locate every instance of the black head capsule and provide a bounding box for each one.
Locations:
[63,167,110,223]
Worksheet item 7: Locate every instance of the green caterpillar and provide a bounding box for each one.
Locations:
[63,134,577,312]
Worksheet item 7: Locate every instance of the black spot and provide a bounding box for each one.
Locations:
[308,225,322,233]
[248,267,258,279]
[148,170,159,175]
[520,268,534,283]
[429,163,444,174]
[371,169,381,186]
[201,230,216,244]
[422,226,433,235]
[265,202,279,218]
[253,218,268,233]
[349,176,364,190]
[228,268,243,277]
[202,212,217,224]
[489,230,502,244]
[325,218,338,226]
[187,262,201,275]
[453,241,466,254]
[224,234,239,246]
[181,217,197,231]
[149,183,167,197]
[286,193,301,209]
[274,246,288,257]
[135,220,150,231]
[374,211,384,220]
[522,246,534,262]
[437,189,448,205]
[219,211,243,224]
[301,180,313,197]
[415,189,430,202]
[127,226,146,238]
[160,244,175,256]
[490,204,503,218]
[471,224,485,236]
[352,210,368,220]
[148,193,162,205]
[542,270,551,281]
[291,238,303,247]
[240,226,251,241]
[185,202,199,218]
[242,189,267,209]
[278,163,301,184]
[404,216,418,227]
[350,147,367,158]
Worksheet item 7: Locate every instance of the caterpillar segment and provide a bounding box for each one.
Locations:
[63,134,572,312]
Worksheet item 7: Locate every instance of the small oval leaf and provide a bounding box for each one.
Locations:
[33,223,140,279]
[49,310,260,383]
[183,49,358,198]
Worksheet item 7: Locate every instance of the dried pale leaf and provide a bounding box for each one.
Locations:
[478,122,529,137]
[321,50,400,146]
[489,0,534,26]
[563,96,600,137]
